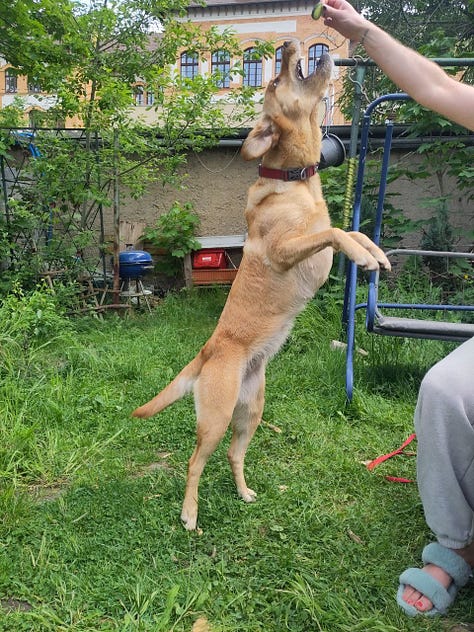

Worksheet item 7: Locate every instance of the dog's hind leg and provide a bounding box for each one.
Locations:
[228,362,266,504]
[181,354,244,531]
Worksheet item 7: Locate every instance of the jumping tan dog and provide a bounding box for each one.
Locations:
[133,41,390,530]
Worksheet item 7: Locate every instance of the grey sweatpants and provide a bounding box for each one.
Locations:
[415,336,474,549]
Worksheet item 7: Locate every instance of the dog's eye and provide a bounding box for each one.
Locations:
[272,78,280,89]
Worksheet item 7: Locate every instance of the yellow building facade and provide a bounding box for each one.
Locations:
[0,0,349,128]
[134,0,350,126]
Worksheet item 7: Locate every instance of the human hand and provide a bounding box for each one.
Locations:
[320,0,369,42]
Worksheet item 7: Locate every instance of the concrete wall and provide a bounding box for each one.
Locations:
[117,144,252,243]
[387,150,472,248]
[2,141,471,256]
[114,144,473,250]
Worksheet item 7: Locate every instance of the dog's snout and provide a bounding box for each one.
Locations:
[283,41,290,49]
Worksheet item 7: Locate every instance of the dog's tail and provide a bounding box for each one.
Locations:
[132,352,204,419]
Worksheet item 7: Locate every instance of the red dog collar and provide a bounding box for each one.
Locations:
[258,163,319,181]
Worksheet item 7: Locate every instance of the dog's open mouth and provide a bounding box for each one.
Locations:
[279,41,332,85]
[295,54,330,81]
[296,59,305,80]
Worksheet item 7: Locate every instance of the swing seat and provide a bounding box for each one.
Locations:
[341,246,474,401]
[342,93,474,401]
[344,247,474,400]
[365,248,474,343]
[372,314,474,341]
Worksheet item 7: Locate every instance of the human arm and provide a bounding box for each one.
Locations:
[321,0,474,131]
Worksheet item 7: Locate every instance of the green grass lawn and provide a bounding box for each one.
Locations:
[0,285,471,631]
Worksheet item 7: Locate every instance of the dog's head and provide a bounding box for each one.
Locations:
[241,40,333,165]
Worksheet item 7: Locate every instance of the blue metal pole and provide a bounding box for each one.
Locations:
[343,94,409,400]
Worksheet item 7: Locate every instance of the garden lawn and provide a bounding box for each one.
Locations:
[0,286,471,631]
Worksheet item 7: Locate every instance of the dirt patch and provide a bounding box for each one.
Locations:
[445,624,474,632]
[0,598,33,612]
[29,484,66,503]
[131,452,173,478]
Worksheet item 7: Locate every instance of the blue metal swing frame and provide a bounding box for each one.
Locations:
[342,94,474,401]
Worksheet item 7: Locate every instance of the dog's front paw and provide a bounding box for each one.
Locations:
[357,250,392,272]
[355,252,380,271]
[369,247,391,271]
[346,232,391,272]
[367,245,391,271]
[239,487,257,503]
[378,253,391,271]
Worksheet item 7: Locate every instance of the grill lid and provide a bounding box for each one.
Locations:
[119,250,153,265]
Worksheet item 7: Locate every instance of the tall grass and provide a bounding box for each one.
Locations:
[0,285,470,631]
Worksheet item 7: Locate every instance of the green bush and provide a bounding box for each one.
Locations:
[141,201,201,277]
[0,283,72,348]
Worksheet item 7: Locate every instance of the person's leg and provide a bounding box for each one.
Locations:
[416,337,474,547]
[400,337,474,614]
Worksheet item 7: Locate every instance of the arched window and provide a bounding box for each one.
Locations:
[212,50,230,88]
[180,51,199,79]
[243,47,262,87]
[308,44,329,75]
[5,69,18,93]
[274,46,284,76]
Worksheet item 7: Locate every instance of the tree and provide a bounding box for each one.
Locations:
[354,0,473,48]
[339,0,473,118]
[0,0,272,299]
[0,0,82,87]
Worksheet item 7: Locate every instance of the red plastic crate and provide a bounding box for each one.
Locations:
[193,248,227,269]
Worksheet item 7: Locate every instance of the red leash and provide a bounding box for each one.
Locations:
[366,433,417,483]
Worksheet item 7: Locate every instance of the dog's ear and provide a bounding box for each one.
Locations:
[241,116,280,161]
